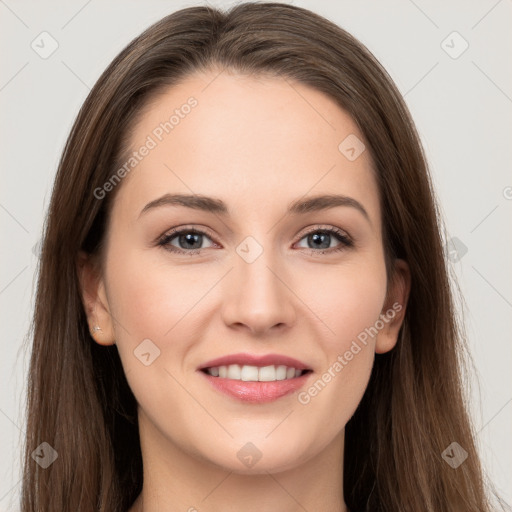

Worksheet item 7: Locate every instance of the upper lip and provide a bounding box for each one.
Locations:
[198,352,312,371]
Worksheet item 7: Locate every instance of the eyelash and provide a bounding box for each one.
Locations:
[157,225,354,256]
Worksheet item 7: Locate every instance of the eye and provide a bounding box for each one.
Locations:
[157,226,216,255]
[295,226,353,255]
[157,225,354,256]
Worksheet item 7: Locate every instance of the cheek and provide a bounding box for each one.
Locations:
[294,257,387,347]
[293,258,386,405]
[106,245,209,339]
[294,284,381,440]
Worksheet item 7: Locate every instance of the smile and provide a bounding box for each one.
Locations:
[202,364,310,381]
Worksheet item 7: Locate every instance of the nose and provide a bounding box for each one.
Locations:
[220,241,297,336]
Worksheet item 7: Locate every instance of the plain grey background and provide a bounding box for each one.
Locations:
[1,0,511,509]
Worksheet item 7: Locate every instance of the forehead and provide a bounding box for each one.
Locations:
[112,70,380,229]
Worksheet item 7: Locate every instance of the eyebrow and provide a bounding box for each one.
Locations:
[138,193,371,224]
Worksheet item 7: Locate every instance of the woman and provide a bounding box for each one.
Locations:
[22,2,504,511]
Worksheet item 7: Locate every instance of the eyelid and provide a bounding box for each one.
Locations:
[159,224,216,239]
[157,224,219,247]
[296,224,352,242]
[294,225,354,252]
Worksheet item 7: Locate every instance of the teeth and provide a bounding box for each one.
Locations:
[259,365,276,382]
[275,365,287,380]
[226,364,240,379]
[241,365,259,381]
[205,364,307,381]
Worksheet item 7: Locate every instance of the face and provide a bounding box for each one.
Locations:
[80,69,409,475]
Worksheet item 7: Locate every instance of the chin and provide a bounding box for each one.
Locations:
[203,437,313,476]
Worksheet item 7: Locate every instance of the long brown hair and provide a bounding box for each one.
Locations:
[22,3,503,511]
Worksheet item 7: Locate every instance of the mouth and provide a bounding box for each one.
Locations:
[197,353,314,403]
[200,364,313,382]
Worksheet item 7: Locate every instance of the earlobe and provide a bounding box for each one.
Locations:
[375,259,411,354]
[76,250,116,346]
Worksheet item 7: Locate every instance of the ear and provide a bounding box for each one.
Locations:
[375,258,410,354]
[77,250,116,346]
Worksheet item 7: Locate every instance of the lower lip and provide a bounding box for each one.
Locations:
[198,370,312,403]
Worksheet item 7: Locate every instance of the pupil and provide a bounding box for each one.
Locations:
[181,233,201,249]
[311,232,329,249]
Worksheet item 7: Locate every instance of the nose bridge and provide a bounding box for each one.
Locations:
[221,233,295,333]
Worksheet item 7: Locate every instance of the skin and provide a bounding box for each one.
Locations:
[79,69,410,512]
